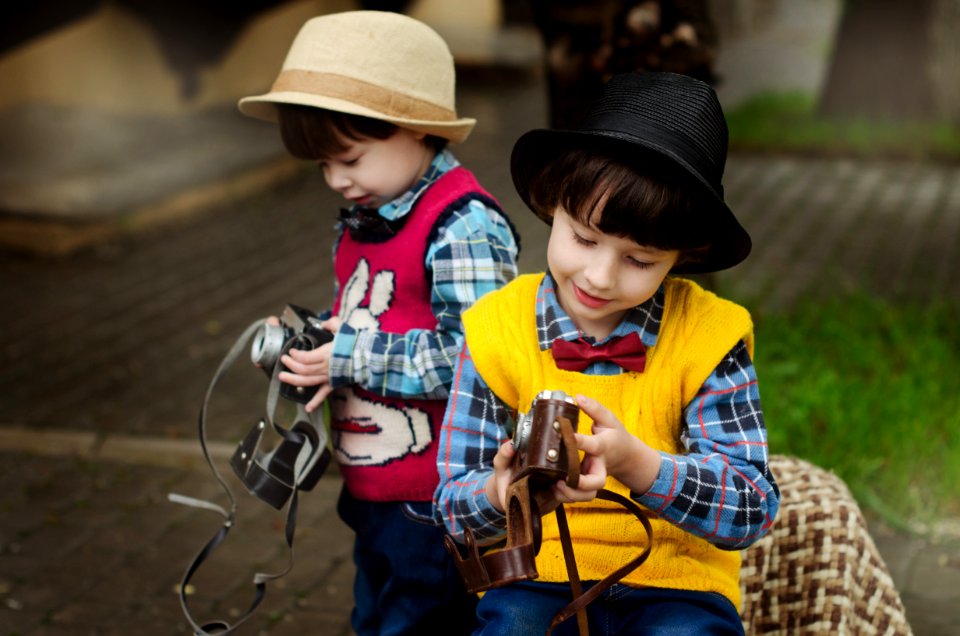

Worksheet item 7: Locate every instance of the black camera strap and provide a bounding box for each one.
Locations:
[168,319,330,635]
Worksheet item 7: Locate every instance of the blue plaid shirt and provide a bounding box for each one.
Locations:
[328,150,519,399]
[435,273,779,550]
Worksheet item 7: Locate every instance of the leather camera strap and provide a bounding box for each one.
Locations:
[167,319,329,634]
[554,504,589,636]
[547,489,655,636]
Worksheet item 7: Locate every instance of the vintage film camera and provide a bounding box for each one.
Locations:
[444,390,653,636]
[250,303,333,404]
[445,390,582,592]
[232,304,333,509]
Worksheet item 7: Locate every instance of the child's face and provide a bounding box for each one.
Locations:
[547,207,679,341]
[319,128,434,209]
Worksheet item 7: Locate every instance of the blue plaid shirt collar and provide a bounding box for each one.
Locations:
[536,272,665,350]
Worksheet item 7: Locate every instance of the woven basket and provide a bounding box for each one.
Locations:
[740,455,913,634]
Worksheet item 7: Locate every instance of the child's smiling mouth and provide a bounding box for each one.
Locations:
[572,283,612,309]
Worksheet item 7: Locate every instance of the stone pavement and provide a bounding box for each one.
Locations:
[3,26,960,636]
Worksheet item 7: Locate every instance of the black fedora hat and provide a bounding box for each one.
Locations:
[511,72,751,274]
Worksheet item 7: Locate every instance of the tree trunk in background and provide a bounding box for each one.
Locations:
[818,0,938,121]
[929,0,960,124]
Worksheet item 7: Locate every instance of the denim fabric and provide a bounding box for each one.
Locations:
[474,581,744,636]
[337,487,477,636]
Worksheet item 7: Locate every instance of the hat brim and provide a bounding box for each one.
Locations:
[510,128,751,274]
[238,91,476,144]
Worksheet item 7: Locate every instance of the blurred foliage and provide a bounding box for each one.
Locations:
[727,91,960,162]
[751,291,960,530]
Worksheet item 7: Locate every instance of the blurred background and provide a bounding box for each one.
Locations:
[1,1,959,634]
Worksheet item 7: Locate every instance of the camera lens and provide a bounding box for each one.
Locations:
[250,323,287,371]
[513,412,532,453]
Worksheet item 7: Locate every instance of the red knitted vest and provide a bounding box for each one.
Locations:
[330,167,502,501]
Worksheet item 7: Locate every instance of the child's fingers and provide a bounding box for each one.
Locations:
[574,432,600,455]
[278,364,328,384]
[287,345,329,365]
[305,384,334,413]
[493,441,515,470]
[576,471,607,492]
[553,480,598,503]
[320,316,342,333]
[575,394,620,431]
[283,348,332,375]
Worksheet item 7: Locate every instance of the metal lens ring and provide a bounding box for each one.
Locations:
[250,323,287,370]
[512,412,532,453]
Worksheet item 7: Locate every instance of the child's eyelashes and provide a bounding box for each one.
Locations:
[317,156,361,168]
[626,257,655,269]
[572,231,595,247]
[572,229,656,268]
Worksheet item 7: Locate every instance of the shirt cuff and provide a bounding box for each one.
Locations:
[329,324,358,388]
[472,493,508,542]
[632,451,687,513]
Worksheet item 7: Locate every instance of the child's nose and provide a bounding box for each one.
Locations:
[323,165,350,191]
[584,255,617,290]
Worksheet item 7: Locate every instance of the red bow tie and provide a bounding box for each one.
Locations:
[550,332,646,372]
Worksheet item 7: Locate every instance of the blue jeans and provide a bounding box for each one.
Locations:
[337,487,477,636]
[474,581,744,636]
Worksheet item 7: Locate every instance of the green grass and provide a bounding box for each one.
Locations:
[751,292,960,530]
[726,91,960,162]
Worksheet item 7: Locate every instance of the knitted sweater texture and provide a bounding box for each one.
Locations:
[463,273,753,606]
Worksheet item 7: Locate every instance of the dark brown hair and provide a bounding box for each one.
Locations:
[275,103,447,160]
[526,146,717,266]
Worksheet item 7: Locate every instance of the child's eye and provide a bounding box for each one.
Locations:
[627,256,654,269]
[572,232,595,246]
[342,157,360,166]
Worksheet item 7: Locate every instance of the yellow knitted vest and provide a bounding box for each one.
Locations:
[462,273,754,608]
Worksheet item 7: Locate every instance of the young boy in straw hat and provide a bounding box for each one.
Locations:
[435,72,779,634]
[238,10,519,635]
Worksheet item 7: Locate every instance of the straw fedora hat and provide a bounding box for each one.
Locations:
[511,72,751,274]
[239,11,475,143]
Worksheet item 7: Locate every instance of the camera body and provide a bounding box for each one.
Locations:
[250,304,333,404]
[511,389,581,489]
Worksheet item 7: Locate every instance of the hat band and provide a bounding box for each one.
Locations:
[272,70,457,123]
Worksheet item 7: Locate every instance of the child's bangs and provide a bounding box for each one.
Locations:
[531,148,716,253]
[277,105,396,160]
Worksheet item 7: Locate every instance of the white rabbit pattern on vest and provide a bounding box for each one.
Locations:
[329,258,432,466]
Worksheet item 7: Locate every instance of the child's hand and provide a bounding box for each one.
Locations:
[278,317,340,412]
[321,316,342,333]
[484,441,518,513]
[551,444,607,505]
[487,434,608,514]
[574,394,661,495]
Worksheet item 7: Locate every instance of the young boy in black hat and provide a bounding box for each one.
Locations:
[434,72,780,634]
